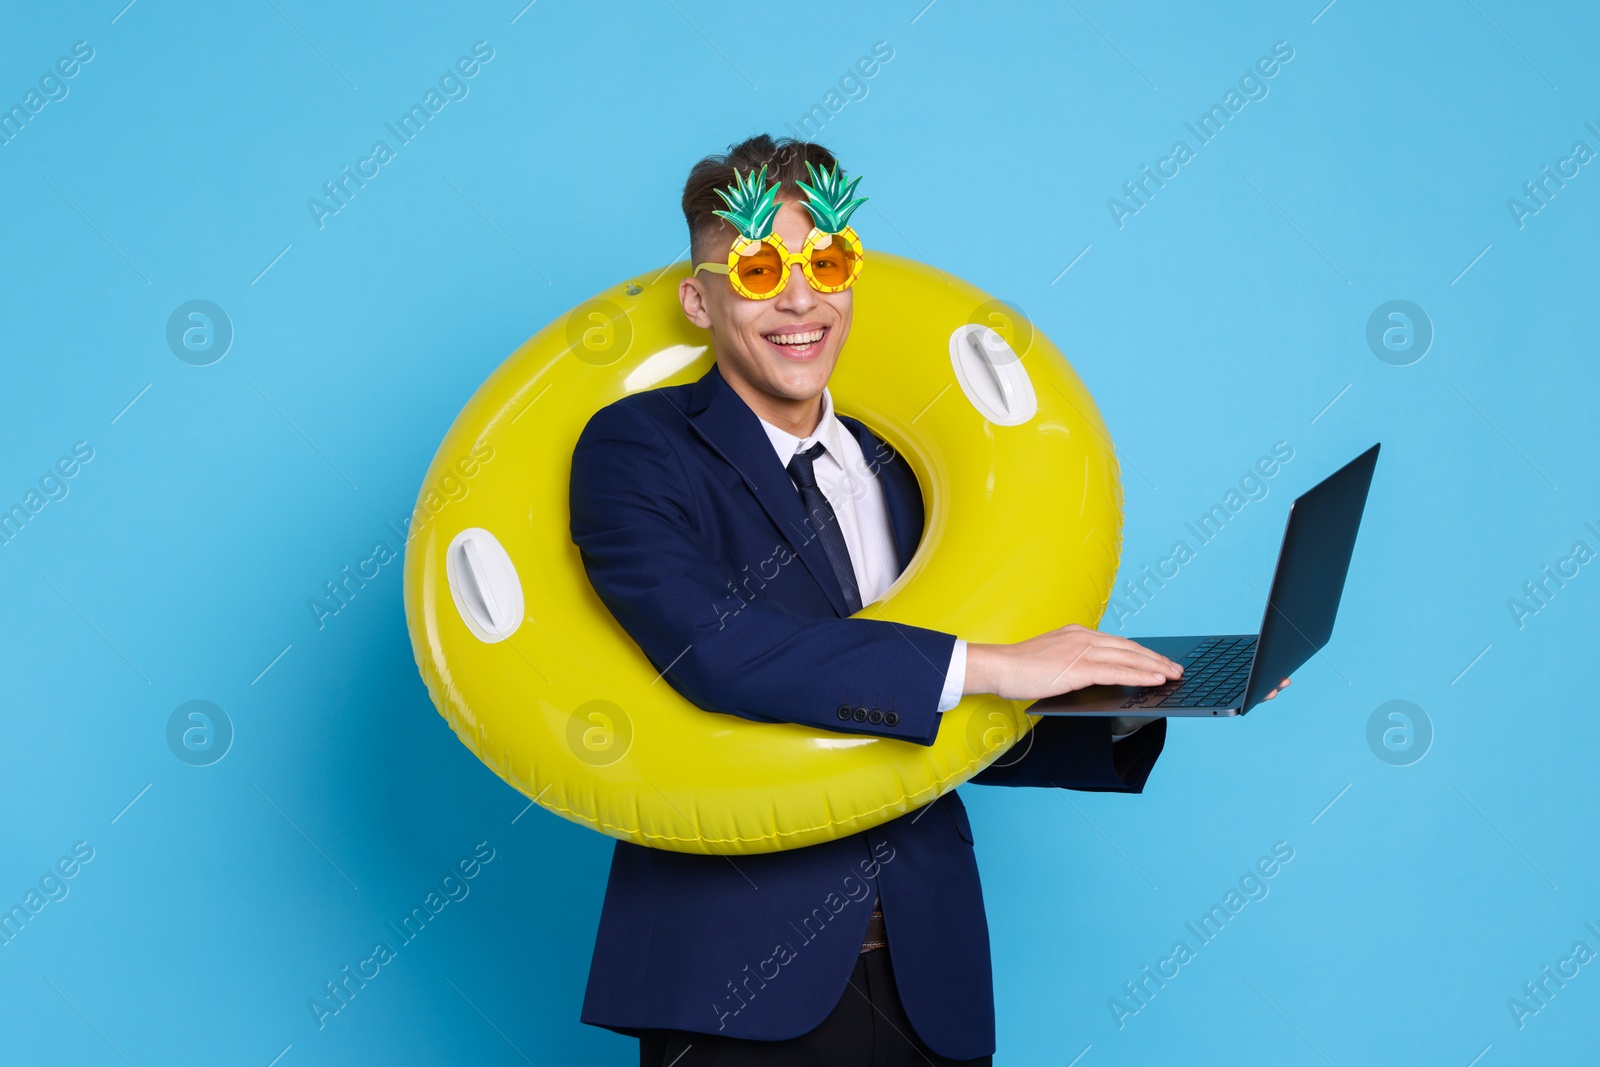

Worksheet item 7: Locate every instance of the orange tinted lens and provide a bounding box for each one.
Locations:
[808,235,859,287]
[734,243,786,295]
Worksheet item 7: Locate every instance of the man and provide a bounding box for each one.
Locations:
[570,135,1289,1066]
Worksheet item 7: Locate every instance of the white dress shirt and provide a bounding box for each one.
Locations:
[756,389,906,620]
[755,386,1145,742]
[755,386,968,713]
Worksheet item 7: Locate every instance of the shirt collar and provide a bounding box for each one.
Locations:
[756,387,847,471]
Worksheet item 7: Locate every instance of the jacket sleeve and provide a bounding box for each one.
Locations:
[968,715,1167,792]
[568,400,958,747]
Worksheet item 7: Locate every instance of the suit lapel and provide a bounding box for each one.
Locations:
[652,363,854,618]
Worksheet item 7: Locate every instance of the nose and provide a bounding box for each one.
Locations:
[774,261,815,312]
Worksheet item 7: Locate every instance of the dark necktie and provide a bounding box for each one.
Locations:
[786,441,863,615]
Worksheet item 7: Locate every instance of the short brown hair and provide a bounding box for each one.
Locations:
[681,134,839,266]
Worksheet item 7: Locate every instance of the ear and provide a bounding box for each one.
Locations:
[679,274,714,330]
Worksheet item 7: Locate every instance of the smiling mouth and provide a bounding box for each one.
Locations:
[762,326,829,360]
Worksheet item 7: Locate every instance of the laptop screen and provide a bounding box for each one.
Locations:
[1243,443,1380,711]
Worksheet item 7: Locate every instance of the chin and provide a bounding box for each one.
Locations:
[770,354,836,393]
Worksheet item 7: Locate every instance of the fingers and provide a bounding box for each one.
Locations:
[1069,628,1183,674]
[1084,663,1174,688]
[1127,641,1183,675]
[1029,626,1187,699]
[1090,645,1183,678]
[1073,648,1183,688]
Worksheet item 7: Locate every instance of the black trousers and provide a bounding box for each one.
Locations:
[637,947,992,1067]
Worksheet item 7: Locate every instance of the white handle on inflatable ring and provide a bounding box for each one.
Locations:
[446,527,524,643]
[464,537,504,629]
[969,330,1015,416]
[949,324,1037,426]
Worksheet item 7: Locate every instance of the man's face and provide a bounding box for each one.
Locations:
[679,199,853,414]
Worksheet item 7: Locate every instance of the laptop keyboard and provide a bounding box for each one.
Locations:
[1134,636,1258,709]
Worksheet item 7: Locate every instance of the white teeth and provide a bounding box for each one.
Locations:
[765,328,824,346]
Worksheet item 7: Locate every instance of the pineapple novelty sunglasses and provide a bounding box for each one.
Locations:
[692,227,864,300]
[691,160,869,300]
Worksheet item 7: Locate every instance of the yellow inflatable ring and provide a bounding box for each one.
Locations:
[403,252,1122,855]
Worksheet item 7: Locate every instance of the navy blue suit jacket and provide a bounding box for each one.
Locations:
[570,361,1166,1060]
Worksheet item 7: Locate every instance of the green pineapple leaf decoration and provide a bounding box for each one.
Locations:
[712,165,782,245]
[795,161,867,233]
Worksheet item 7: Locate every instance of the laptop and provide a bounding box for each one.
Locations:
[1028,442,1380,718]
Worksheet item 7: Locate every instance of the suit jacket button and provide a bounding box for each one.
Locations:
[853,706,868,723]
[884,711,900,727]
[837,704,853,721]
[867,709,884,725]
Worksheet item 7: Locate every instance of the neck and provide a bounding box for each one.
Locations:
[720,366,824,438]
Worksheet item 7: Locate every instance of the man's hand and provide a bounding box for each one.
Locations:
[964,623,1295,706]
[964,623,1183,701]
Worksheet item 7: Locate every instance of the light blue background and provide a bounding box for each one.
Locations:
[2,1,1596,1063]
